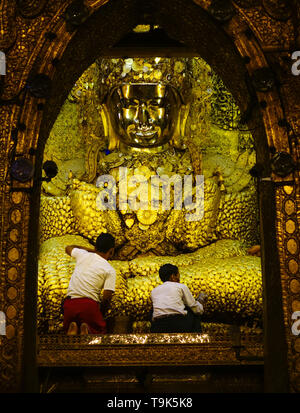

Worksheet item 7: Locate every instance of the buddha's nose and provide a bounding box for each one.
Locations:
[137,103,149,125]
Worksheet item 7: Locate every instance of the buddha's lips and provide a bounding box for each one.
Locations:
[128,126,161,139]
[135,130,157,138]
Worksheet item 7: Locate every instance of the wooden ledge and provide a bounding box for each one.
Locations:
[37,332,263,367]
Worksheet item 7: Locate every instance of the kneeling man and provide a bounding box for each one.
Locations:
[63,233,116,335]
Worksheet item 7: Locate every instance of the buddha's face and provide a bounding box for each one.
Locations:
[106,83,181,148]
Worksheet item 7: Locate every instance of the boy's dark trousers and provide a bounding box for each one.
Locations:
[150,307,202,333]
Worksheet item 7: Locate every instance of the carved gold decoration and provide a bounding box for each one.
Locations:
[292,300,300,312]
[294,339,300,353]
[290,279,300,294]
[16,0,49,18]
[0,1,17,50]
[288,260,299,275]
[286,220,296,234]
[262,0,292,22]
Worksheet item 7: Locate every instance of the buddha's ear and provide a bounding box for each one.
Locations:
[116,87,123,99]
[100,103,120,151]
[170,102,190,149]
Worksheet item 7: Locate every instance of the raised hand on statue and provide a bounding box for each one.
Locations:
[197,292,208,304]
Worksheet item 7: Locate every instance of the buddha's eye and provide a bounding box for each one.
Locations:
[122,99,138,109]
[149,98,164,107]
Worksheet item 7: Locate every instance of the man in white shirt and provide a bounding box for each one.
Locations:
[150,263,204,333]
[63,233,116,335]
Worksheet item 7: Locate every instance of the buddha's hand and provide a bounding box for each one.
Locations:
[247,245,261,257]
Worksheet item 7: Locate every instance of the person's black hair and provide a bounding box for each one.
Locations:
[159,263,179,282]
[95,233,115,253]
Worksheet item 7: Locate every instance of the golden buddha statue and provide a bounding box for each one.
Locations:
[38,57,262,333]
[73,58,223,260]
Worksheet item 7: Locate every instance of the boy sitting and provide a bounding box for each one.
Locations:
[150,263,205,333]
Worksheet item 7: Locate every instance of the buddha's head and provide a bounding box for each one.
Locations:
[98,58,191,150]
[106,83,182,148]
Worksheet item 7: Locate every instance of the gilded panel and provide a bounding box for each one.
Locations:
[275,185,300,392]
[226,16,290,153]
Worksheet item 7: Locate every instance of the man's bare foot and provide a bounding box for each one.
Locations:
[67,321,78,335]
[80,323,89,335]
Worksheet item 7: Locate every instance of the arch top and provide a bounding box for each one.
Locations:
[36,0,257,139]
[1,0,292,166]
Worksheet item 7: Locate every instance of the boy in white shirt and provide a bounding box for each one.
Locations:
[150,263,205,333]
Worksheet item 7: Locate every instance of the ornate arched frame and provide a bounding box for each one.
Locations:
[0,0,299,392]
